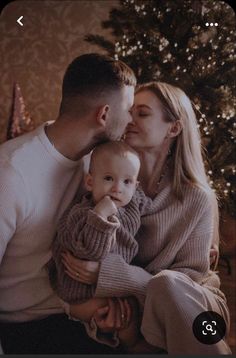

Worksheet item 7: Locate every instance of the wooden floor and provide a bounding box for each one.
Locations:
[218,255,236,354]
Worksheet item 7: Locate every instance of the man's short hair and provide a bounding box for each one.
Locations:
[60,53,136,116]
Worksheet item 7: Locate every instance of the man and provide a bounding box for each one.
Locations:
[0,53,136,353]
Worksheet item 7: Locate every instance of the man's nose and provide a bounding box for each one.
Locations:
[127,116,136,127]
[127,114,133,124]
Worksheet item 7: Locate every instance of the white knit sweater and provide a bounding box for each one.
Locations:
[0,122,87,322]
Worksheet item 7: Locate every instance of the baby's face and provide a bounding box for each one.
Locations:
[89,153,140,207]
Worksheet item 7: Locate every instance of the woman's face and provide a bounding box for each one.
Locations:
[125,90,171,150]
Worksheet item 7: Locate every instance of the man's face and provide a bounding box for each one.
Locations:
[105,85,134,141]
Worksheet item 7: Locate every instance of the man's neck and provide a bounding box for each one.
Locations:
[45,116,97,161]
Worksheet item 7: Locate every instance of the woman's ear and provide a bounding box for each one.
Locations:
[96,104,110,128]
[168,120,182,138]
[84,173,93,192]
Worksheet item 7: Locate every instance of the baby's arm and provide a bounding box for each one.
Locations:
[56,197,120,260]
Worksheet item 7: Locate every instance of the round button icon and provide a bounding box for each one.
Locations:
[192,311,226,344]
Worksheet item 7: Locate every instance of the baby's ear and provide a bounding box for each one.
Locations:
[135,180,140,189]
[84,173,93,191]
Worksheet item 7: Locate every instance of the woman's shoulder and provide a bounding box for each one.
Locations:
[181,182,214,210]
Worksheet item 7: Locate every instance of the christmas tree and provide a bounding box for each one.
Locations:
[85,0,236,217]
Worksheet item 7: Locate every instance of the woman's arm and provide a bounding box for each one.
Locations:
[61,251,152,305]
[95,254,152,305]
[167,190,215,281]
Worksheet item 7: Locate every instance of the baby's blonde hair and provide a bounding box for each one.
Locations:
[89,141,140,174]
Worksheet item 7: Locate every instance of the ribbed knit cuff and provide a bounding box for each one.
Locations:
[95,254,148,305]
[87,210,120,233]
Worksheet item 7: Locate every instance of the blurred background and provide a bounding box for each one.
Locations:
[0,0,235,353]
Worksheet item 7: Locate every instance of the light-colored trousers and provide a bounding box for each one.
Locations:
[141,270,232,355]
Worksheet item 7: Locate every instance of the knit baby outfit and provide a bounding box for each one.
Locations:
[49,187,154,303]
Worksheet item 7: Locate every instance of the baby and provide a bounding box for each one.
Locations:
[49,141,153,349]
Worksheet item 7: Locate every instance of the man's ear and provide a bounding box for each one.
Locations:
[168,120,182,138]
[96,104,110,128]
[84,173,93,191]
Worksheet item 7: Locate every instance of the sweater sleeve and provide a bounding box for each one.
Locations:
[95,254,152,305]
[0,163,28,264]
[56,204,120,260]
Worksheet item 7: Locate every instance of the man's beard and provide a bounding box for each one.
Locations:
[94,117,124,144]
[105,121,124,141]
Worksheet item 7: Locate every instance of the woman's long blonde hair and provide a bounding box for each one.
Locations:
[136,82,219,268]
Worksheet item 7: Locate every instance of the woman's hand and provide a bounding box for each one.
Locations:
[61,251,100,284]
[93,297,131,333]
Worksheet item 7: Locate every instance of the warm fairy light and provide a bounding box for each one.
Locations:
[100,0,236,216]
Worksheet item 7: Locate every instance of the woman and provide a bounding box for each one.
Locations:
[62,81,231,354]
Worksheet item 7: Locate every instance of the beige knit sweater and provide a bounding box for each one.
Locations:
[94,169,222,306]
[50,188,154,303]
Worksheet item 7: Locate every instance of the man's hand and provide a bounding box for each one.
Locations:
[93,195,118,219]
[61,251,100,284]
[93,298,131,333]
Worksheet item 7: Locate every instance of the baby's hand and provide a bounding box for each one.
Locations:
[94,195,118,219]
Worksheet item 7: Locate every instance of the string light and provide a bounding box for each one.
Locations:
[111,0,235,216]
